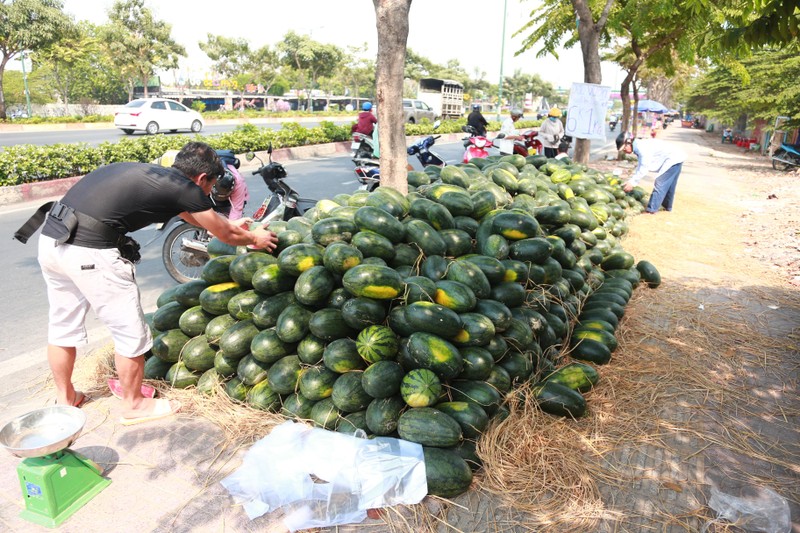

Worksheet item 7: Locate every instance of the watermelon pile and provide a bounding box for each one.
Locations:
[145,152,661,499]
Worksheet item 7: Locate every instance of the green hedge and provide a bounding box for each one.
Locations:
[0,118,540,187]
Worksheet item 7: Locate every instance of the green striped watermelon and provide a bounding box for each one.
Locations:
[356,325,399,363]
[400,368,443,408]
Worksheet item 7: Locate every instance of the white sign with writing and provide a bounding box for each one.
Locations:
[565,83,611,141]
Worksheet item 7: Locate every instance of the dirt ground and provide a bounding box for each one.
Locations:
[437,126,800,533]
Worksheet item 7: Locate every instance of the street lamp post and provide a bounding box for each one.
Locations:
[21,51,32,118]
[496,0,508,122]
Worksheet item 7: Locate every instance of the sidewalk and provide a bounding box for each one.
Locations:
[1,126,796,533]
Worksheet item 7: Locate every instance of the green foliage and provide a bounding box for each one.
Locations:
[682,50,800,126]
[0,0,75,118]
[102,0,186,94]
[191,100,207,113]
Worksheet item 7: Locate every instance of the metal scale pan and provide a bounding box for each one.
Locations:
[0,405,86,458]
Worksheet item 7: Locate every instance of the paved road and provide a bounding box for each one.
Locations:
[0,119,352,148]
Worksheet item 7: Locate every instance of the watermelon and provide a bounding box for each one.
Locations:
[406,332,464,380]
[434,401,489,438]
[397,407,462,447]
[400,368,443,408]
[365,396,406,435]
[331,371,372,412]
[422,446,474,498]
[361,360,405,398]
[342,264,404,300]
[356,325,399,363]
[298,365,339,401]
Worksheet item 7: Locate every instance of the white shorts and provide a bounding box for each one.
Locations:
[38,235,153,357]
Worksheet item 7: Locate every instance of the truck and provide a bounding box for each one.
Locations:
[416,78,464,120]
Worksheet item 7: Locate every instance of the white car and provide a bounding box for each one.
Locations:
[114,98,204,135]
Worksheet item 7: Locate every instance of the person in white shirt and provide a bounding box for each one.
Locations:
[497,108,524,154]
[538,107,565,157]
[554,142,570,160]
[617,134,687,214]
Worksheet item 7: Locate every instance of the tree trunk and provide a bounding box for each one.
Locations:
[373,0,412,195]
[571,0,615,164]
[0,56,8,120]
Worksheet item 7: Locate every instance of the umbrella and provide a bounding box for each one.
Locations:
[634,99,668,113]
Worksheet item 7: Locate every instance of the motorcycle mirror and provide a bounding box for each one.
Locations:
[267,143,273,155]
[245,152,256,161]
[496,133,506,139]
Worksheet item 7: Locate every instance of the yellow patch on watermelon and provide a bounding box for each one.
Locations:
[453,330,470,344]
[208,282,240,292]
[404,393,431,408]
[500,229,527,240]
[429,339,452,362]
[503,271,519,283]
[297,257,316,272]
[342,257,361,270]
[434,289,455,308]
[362,285,400,299]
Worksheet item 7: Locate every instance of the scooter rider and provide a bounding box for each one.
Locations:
[351,102,377,137]
[467,104,489,137]
[539,107,566,158]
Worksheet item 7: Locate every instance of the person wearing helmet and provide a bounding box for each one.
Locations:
[215,149,249,221]
[497,108,525,154]
[539,107,565,158]
[20,141,278,426]
[351,101,377,137]
[467,103,488,137]
[618,134,687,214]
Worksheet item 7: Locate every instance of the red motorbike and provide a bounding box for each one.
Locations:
[461,125,499,163]
[516,130,543,156]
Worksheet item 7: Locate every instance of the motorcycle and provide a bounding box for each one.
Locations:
[461,125,502,163]
[352,122,445,190]
[350,131,377,161]
[514,130,543,157]
[609,120,617,132]
[160,144,317,283]
[772,142,800,171]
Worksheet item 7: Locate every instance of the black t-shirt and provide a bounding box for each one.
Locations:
[42,162,213,248]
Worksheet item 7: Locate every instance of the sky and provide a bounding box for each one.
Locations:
[50,0,626,92]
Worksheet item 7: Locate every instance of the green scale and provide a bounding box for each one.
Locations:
[0,406,111,528]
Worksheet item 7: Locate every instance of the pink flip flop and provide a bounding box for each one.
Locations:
[108,378,156,400]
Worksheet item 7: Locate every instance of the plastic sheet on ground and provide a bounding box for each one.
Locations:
[220,420,427,531]
[704,485,791,533]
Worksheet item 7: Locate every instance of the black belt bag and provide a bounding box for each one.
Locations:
[14,201,141,263]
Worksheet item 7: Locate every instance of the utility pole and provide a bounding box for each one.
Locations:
[496,0,508,122]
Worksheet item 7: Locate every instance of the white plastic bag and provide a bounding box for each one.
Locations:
[220,420,427,531]
[706,485,791,533]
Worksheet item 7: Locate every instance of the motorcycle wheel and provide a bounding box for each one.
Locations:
[772,149,793,171]
[162,223,211,283]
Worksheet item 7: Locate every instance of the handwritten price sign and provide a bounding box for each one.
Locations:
[565,83,611,141]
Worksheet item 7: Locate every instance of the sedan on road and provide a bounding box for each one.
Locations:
[114,98,204,135]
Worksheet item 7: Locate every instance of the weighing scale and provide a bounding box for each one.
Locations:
[0,405,111,528]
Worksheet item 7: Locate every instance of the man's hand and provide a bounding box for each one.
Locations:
[248,226,279,252]
[623,182,634,193]
[230,217,254,229]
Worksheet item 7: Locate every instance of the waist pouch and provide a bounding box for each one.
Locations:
[14,201,141,263]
